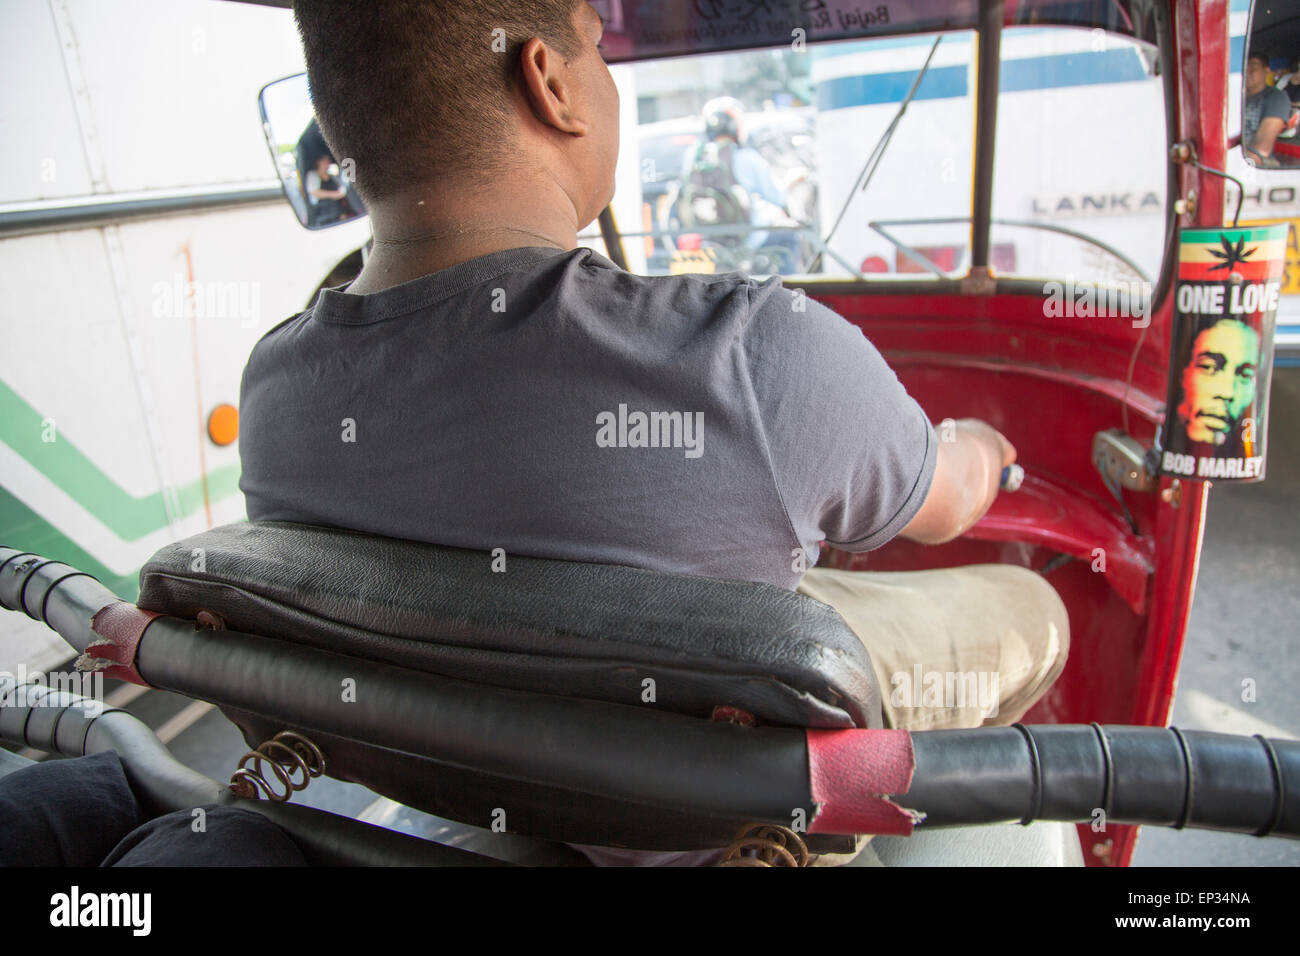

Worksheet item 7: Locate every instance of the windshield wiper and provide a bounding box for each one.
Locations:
[806,35,943,275]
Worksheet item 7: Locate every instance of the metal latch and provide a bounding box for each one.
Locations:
[1093,429,1158,493]
[1092,429,1158,536]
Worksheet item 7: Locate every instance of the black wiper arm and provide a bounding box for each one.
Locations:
[808,35,943,274]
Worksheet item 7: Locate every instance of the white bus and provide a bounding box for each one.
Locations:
[0,0,370,673]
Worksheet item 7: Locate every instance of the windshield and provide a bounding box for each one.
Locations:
[584,24,1167,287]
[989,27,1166,287]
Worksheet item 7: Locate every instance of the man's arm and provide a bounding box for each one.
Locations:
[1250,117,1287,160]
[1249,89,1293,160]
[900,418,1015,544]
[742,282,1013,559]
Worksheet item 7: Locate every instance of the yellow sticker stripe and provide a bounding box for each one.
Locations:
[1177,240,1287,262]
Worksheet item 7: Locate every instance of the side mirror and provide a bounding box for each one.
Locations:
[257,73,368,229]
[1240,0,1300,169]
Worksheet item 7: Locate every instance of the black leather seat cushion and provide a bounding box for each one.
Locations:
[137,521,882,729]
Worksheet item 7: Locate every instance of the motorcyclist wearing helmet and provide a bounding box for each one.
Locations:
[679,96,802,272]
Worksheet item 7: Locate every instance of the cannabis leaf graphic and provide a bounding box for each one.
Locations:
[1207,233,1257,272]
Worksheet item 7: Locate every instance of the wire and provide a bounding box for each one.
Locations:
[1190,160,1245,228]
[1120,315,1150,439]
[1120,144,1241,441]
[809,35,942,272]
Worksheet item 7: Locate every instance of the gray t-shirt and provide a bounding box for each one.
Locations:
[239,245,936,589]
[1244,85,1293,154]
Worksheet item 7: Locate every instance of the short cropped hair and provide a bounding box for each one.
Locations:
[293,0,583,202]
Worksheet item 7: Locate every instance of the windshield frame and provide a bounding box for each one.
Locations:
[597,9,1178,309]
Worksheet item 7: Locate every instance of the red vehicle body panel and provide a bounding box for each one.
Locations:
[798,0,1230,865]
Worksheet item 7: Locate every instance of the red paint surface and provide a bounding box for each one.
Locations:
[794,0,1227,867]
[806,729,916,836]
[84,601,162,687]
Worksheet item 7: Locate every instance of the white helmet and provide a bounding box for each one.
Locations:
[702,96,746,144]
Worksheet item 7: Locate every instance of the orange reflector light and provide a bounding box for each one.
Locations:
[207,403,239,446]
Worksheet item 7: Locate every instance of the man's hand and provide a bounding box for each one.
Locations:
[901,418,1016,545]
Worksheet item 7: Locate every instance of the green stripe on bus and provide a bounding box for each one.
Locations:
[0,378,240,541]
[0,486,140,602]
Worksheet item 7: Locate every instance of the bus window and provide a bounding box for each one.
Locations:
[989,27,1167,290]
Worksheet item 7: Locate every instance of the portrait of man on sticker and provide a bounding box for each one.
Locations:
[1162,311,1269,479]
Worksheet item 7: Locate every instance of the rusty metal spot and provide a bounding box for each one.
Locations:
[717,823,810,867]
[229,731,326,802]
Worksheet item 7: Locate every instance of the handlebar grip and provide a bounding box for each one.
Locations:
[905,725,1299,838]
[0,546,122,654]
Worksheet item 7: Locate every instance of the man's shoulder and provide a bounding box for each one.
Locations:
[244,309,313,368]
[642,267,781,300]
[606,268,858,354]
[731,146,769,174]
[735,274,866,344]
[246,255,799,359]
[1259,85,1292,112]
[580,250,793,316]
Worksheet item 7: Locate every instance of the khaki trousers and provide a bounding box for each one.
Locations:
[795,563,1070,865]
[797,564,1070,730]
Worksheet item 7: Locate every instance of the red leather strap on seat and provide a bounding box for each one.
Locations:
[76,601,161,687]
[806,729,916,836]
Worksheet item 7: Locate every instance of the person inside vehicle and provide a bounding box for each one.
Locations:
[677,96,802,274]
[305,152,348,226]
[1274,57,1300,145]
[238,0,1069,865]
[1277,57,1300,111]
[1243,52,1292,165]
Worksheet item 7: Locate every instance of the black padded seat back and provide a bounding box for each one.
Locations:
[138,521,883,729]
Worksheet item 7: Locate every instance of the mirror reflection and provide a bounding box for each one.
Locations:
[1242,2,1300,168]
[258,73,367,229]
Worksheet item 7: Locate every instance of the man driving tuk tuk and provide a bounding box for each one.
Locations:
[237,0,1069,865]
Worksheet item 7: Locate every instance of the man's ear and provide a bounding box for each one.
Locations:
[518,36,588,136]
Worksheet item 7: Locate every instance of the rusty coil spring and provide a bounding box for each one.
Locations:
[717,823,810,867]
[229,731,325,802]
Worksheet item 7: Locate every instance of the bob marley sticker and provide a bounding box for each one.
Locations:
[1158,226,1284,482]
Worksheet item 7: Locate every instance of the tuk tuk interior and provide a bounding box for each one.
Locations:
[4,0,1297,868]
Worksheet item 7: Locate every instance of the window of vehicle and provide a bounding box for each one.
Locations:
[989,27,1167,289]
[586,21,1169,291]
[582,31,978,282]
